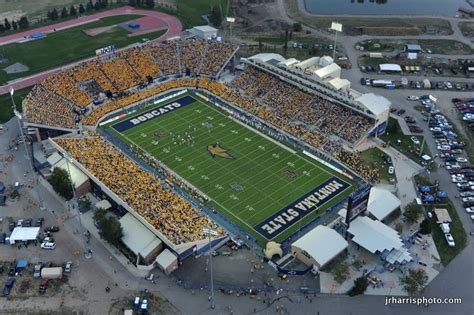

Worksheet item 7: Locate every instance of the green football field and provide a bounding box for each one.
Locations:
[106,94,356,244]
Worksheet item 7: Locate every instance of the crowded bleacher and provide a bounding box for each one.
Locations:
[54,135,221,245]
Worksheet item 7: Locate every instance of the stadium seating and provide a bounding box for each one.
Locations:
[54,135,220,245]
[22,85,77,129]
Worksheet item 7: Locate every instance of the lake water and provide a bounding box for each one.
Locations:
[303,0,469,16]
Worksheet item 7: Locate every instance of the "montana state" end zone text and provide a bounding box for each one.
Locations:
[254,177,350,239]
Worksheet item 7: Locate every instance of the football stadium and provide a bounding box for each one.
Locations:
[22,34,390,263]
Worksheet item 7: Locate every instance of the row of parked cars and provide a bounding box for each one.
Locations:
[452,97,474,127]
[421,100,474,215]
[8,217,44,231]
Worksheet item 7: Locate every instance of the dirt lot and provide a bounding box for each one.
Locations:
[356,39,473,55]
[284,0,453,36]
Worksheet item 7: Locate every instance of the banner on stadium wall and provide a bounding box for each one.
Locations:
[346,184,371,223]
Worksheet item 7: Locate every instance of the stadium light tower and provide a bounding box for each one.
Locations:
[203,226,218,310]
[226,16,235,44]
[63,153,92,259]
[419,95,437,157]
[9,88,45,211]
[330,22,342,61]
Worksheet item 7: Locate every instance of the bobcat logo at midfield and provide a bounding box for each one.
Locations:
[207,143,235,160]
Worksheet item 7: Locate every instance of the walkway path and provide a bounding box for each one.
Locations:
[0,6,182,95]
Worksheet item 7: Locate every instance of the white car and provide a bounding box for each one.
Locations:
[430,127,442,132]
[407,96,419,101]
[470,215,474,220]
[444,233,455,247]
[140,299,148,311]
[388,166,395,174]
[465,207,474,213]
[451,177,466,183]
[437,145,451,151]
[444,82,453,89]
[410,136,420,146]
[463,197,474,203]
[456,157,468,163]
[40,242,56,250]
[446,164,461,170]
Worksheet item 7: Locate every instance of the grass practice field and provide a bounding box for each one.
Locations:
[106,94,356,244]
[0,15,166,85]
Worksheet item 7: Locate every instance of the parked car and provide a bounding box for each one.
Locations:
[410,136,420,145]
[44,226,60,233]
[40,242,56,250]
[33,263,42,278]
[444,233,455,247]
[38,279,48,294]
[407,95,419,101]
[35,218,44,227]
[3,278,15,297]
[397,109,406,115]
[465,207,474,214]
[64,261,72,273]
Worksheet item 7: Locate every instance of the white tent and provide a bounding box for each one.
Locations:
[9,227,40,243]
[314,63,341,80]
[291,225,348,268]
[367,187,401,221]
[379,64,402,72]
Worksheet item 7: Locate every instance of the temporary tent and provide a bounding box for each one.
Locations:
[16,259,28,270]
[9,227,40,243]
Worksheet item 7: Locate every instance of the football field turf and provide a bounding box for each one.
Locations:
[106,94,356,244]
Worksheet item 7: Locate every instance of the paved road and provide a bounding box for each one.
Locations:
[0,5,182,95]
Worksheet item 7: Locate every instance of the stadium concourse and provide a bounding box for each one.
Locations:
[21,34,391,265]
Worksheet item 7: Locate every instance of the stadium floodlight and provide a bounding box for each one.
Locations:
[226,17,235,23]
[226,16,235,44]
[330,22,342,60]
[203,226,218,309]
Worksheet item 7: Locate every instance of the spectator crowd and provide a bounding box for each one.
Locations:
[54,135,221,245]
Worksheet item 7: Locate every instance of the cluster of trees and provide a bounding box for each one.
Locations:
[50,168,74,200]
[46,0,109,21]
[0,16,29,33]
[128,0,156,9]
[93,208,124,246]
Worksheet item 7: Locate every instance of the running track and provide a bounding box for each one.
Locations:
[0,6,182,95]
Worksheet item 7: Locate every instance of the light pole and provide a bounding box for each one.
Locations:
[203,226,218,310]
[63,153,92,259]
[419,95,437,157]
[9,88,44,210]
[330,22,342,61]
[226,17,235,45]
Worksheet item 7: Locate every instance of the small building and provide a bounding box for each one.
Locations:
[328,77,351,93]
[434,208,452,224]
[291,225,348,270]
[155,249,178,274]
[404,44,422,53]
[367,187,401,222]
[119,213,163,265]
[189,25,218,40]
[314,63,341,80]
[379,64,402,73]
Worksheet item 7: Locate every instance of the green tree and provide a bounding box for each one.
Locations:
[51,8,59,20]
[146,0,155,8]
[403,202,422,223]
[209,5,222,27]
[94,1,101,10]
[348,276,368,296]
[61,7,69,18]
[293,22,302,32]
[98,216,123,246]
[419,218,432,234]
[101,0,108,8]
[50,167,73,200]
[79,4,86,14]
[129,0,137,6]
[93,207,107,224]
[331,262,349,284]
[4,18,11,31]
[18,16,29,29]
[70,5,78,16]
[12,20,18,30]
[399,268,429,295]
[0,24,5,33]
[395,222,403,233]
[86,1,93,12]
